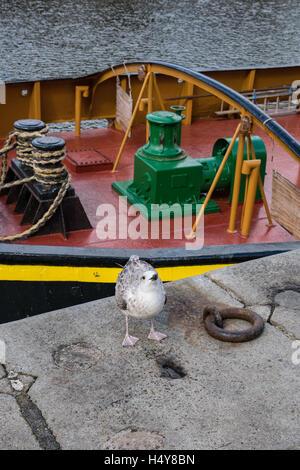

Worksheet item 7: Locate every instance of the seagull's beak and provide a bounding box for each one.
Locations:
[151,273,158,281]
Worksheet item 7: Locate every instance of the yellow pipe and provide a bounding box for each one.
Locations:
[112,72,151,172]
[240,159,261,237]
[241,136,251,222]
[29,82,41,119]
[227,132,246,233]
[183,82,194,125]
[188,122,241,238]
[248,135,273,226]
[146,71,153,141]
[138,98,149,111]
[153,74,166,111]
[92,64,244,114]
[75,86,89,137]
[243,69,256,91]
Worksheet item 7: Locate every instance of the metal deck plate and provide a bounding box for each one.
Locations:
[65,148,113,173]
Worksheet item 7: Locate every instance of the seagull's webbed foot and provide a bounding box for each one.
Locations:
[148,319,167,342]
[122,334,139,347]
[122,315,139,347]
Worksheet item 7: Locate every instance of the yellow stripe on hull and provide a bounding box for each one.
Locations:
[0,263,233,283]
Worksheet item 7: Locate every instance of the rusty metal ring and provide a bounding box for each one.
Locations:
[203,306,264,343]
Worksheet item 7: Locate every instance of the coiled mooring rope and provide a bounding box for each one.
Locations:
[32,146,67,186]
[0,143,71,242]
[0,124,48,185]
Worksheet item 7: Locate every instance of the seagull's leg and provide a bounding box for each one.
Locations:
[148,319,167,341]
[122,315,139,347]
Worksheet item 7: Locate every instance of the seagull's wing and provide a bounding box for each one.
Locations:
[115,291,127,310]
[115,269,129,310]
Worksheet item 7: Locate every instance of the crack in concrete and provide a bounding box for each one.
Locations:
[268,321,298,341]
[267,303,276,323]
[260,302,298,340]
[1,364,61,450]
[267,286,300,341]
[203,273,246,307]
[15,393,61,450]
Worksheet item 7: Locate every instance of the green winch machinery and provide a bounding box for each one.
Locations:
[112,107,267,220]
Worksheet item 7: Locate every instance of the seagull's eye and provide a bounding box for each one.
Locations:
[142,276,145,280]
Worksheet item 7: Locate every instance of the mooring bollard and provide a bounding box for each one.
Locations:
[0,133,91,241]
[0,118,48,187]
[13,119,48,170]
[32,136,68,190]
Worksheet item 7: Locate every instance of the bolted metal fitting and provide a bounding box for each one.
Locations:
[240,116,252,135]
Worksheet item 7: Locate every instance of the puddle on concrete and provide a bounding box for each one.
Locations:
[157,359,186,380]
[53,342,101,371]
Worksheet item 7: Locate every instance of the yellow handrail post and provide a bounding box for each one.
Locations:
[240,159,261,237]
[153,74,166,111]
[227,117,249,233]
[75,86,89,137]
[188,122,241,239]
[241,135,251,223]
[29,82,41,120]
[183,82,194,125]
[146,70,153,141]
[112,71,151,173]
[248,135,273,226]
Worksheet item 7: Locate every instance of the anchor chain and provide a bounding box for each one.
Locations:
[203,306,264,342]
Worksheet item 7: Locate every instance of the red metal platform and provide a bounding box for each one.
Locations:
[0,115,299,249]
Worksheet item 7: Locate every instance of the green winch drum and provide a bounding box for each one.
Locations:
[113,109,219,219]
[212,136,267,202]
[112,109,267,220]
[170,105,186,146]
[140,111,186,160]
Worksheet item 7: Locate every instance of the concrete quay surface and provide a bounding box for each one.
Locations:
[0,249,299,450]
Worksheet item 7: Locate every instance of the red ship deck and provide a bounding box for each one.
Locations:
[1,115,300,249]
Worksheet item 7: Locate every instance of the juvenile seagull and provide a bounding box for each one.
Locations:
[115,255,167,346]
